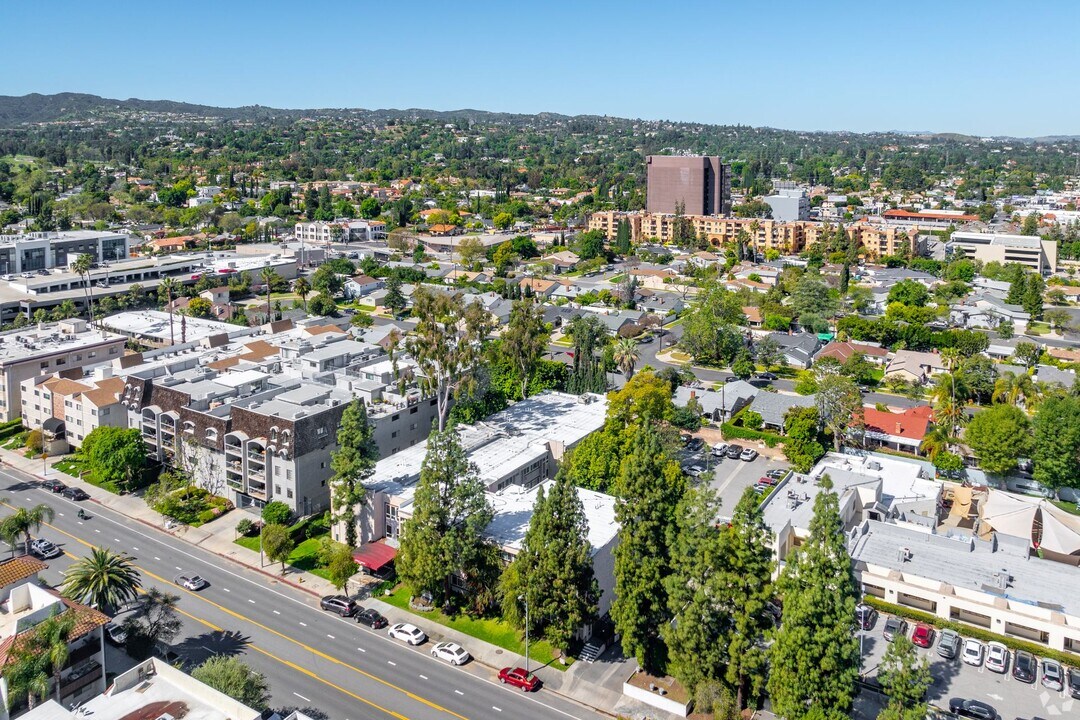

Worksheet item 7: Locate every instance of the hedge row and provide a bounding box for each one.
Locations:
[861,595,1080,668]
[720,421,784,448]
[0,422,25,442]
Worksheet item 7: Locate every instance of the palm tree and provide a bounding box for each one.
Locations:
[930,374,967,433]
[0,504,55,557]
[613,337,640,380]
[71,253,94,325]
[293,276,310,310]
[919,425,953,461]
[5,612,76,709]
[158,278,180,346]
[259,267,276,322]
[992,371,1039,408]
[60,547,142,613]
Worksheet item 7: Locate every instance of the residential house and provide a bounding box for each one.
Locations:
[542,251,580,273]
[858,405,934,455]
[675,381,758,422]
[768,333,822,369]
[950,294,1030,334]
[747,391,816,432]
[519,277,559,298]
[814,340,889,366]
[1035,363,1076,389]
[884,350,948,383]
[742,306,764,329]
[428,224,459,237]
[343,274,384,300]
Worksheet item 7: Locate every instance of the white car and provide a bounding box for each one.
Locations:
[387,622,427,645]
[1041,658,1064,692]
[176,574,208,591]
[985,641,1009,674]
[961,638,984,667]
[430,641,470,665]
[30,538,61,559]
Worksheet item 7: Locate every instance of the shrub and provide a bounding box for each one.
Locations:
[261,501,292,527]
[742,411,763,431]
[236,519,256,537]
[24,429,43,454]
[721,422,782,447]
[197,510,217,525]
[305,511,330,539]
[861,595,1080,668]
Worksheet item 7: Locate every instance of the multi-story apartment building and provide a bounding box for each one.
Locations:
[120,322,438,514]
[764,185,810,222]
[949,231,1057,274]
[294,220,387,245]
[20,366,126,448]
[646,155,731,215]
[0,319,126,422]
[0,231,131,274]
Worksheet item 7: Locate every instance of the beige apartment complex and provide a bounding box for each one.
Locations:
[20,366,126,448]
[588,211,916,258]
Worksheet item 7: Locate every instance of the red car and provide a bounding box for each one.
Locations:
[498,667,540,692]
[912,623,935,648]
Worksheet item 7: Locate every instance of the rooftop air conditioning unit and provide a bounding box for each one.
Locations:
[897,547,912,563]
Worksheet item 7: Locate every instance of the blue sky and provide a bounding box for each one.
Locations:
[3,0,1078,137]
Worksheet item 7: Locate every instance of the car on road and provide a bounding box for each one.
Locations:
[961,638,984,666]
[319,595,357,616]
[937,629,961,660]
[42,479,67,493]
[176,574,209,591]
[498,666,540,692]
[755,371,779,381]
[61,487,90,501]
[430,641,470,665]
[765,469,788,480]
[855,603,878,631]
[985,641,1009,674]
[725,444,744,459]
[1040,658,1063,691]
[637,334,654,344]
[355,608,387,629]
[104,621,127,646]
[30,538,61,559]
[883,616,907,642]
[948,698,997,720]
[387,622,426,645]
[712,443,728,457]
[1012,649,1036,683]
[687,465,707,478]
[911,623,935,648]
[1068,665,1080,699]
[740,448,759,462]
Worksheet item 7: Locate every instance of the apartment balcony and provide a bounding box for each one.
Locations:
[59,661,102,699]
[248,469,265,483]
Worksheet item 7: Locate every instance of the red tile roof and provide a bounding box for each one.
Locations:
[861,405,932,441]
[883,209,979,222]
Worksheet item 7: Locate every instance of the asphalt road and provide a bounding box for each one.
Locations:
[0,468,607,720]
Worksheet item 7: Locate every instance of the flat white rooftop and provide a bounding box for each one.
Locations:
[486,478,618,554]
[0,321,122,365]
[101,310,250,344]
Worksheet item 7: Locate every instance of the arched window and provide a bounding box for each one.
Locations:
[205,428,219,442]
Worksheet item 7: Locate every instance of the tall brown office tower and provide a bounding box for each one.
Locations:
[646,155,731,216]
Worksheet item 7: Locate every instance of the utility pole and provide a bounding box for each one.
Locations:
[518,593,530,674]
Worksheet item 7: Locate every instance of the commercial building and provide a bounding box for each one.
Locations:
[949,231,1058,274]
[764,185,810,222]
[0,573,110,718]
[645,155,731,216]
[0,231,131,274]
[294,220,387,245]
[881,209,980,229]
[338,391,619,618]
[0,319,126,423]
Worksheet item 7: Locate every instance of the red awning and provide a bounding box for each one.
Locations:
[353,541,397,572]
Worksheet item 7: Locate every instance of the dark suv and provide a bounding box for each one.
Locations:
[855,604,877,631]
[1068,666,1080,699]
[725,444,744,459]
[356,607,388,629]
[319,595,357,617]
[1012,650,1036,683]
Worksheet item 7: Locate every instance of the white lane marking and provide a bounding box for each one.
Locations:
[357,647,366,653]
[58,513,64,517]
[419,674,428,680]
[113,538,120,542]
[76,521,83,526]
[454,690,463,696]
[292,692,310,702]
[154,556,160,561]
[273,610,280,615]
[299,621,307,627]
[175,566,182,571]
[492,707,502,713]
[94,529,100,533]
[223,588,230,593]
[387,661,396,666]
[133,546,138,551]
[248,599,255,604]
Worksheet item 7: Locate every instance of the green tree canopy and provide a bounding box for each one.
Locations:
[192,656,271,711]
[1032,396,1080,489]
[965,403,1033,475]
[329,399,378,547]
[81,427,146,491]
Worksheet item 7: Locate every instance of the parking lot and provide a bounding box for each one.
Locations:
[858,613,1078,719]
[677,438,791,516]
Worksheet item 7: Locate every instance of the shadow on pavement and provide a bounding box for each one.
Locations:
[173,629,252,665]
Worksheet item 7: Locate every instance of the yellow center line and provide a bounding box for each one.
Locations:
[15,507,469,720]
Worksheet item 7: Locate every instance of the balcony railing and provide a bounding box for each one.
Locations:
[59,661,102,699]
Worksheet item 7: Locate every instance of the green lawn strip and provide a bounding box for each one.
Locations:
[607,274,626,284]
[53,457,120,494]
[381,584,569,670]
[233,533,333,581]
[1050,499,1080,516]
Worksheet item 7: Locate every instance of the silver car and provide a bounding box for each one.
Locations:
[1041,658,1064,692]
[30,538,61,559]
[176,574,208,591]
[430,641,470,665]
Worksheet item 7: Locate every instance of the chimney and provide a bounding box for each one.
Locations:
[690,390,696,400]
[895,422,903,434]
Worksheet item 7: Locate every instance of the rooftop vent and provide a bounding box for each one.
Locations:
[897,547,912,563]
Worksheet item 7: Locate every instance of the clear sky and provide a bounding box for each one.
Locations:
[3,0,1078,137]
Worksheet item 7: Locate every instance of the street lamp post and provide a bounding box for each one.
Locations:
[518,593,530,674]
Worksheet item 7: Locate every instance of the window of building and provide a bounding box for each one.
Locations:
[286,489,294,499]
[88,352,96,358]
[56,358,65,366]
[275,485,281,494]
[410,423,417,431]
[91,409,97,416]
[391,431,398,438]
[286,469,292,480]
[275,466,281,476]
[391,414,399,422]
[410,406,418,414]
[316,427,326,437]
[320,461,326,469]
[40,362,48,369]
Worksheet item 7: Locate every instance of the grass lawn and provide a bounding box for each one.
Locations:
[1027,321,1051,335]
[1051,500,1080,516]
[382,584,570,670]
[53,457,121,494]
[234,533,333,581]
[607,274,627,284]
[667,351,692,362]
[0,434,26,451]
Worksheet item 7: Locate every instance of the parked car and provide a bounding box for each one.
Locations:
[724,444,743,459]
[948,698,997,720]
[686,437,704,452]
[104,621,127,646]
[740,448,759,462]
[498,666,540,692]
[42,479,67,493]
[712,443,728,457]
[387,623,426,645]
[1040,658,1063,692]
[911,623,935,649]
[985,642,1009,674]
[855,603,878,631]
[176,574,208,591]
[1012,650,1036,683]
[1067,665,1080,699]
[758,475,779,486]
[752,483,772,494]
[765,468,788,480]
[355,608,387,629]
[755,371,779,381]
[30,538,61,559]
[61,487,89,501]
[937,629,961,660]
[319,595,357,616]
[430,641,470,665]
[0,275,12,281]
[961,638,984,666]
[883,616,908,642]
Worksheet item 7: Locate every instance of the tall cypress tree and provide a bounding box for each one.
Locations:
[499,470,599,653]
[767,476,860,720]
[611,424,686,672]
[615,219,631,256]
[329,400,378,548]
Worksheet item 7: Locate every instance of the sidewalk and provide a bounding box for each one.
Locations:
[3,448,664,719]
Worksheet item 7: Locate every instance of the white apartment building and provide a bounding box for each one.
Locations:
[949,231,1058,274]
[0,230,131,275]
[294,220,387,245]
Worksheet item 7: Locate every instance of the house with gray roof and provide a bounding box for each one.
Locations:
[1036,363,1076,389]
[748,391,817,431]
[768,332,822,369]
[675,381,758,422]
[950,293,1030,333]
